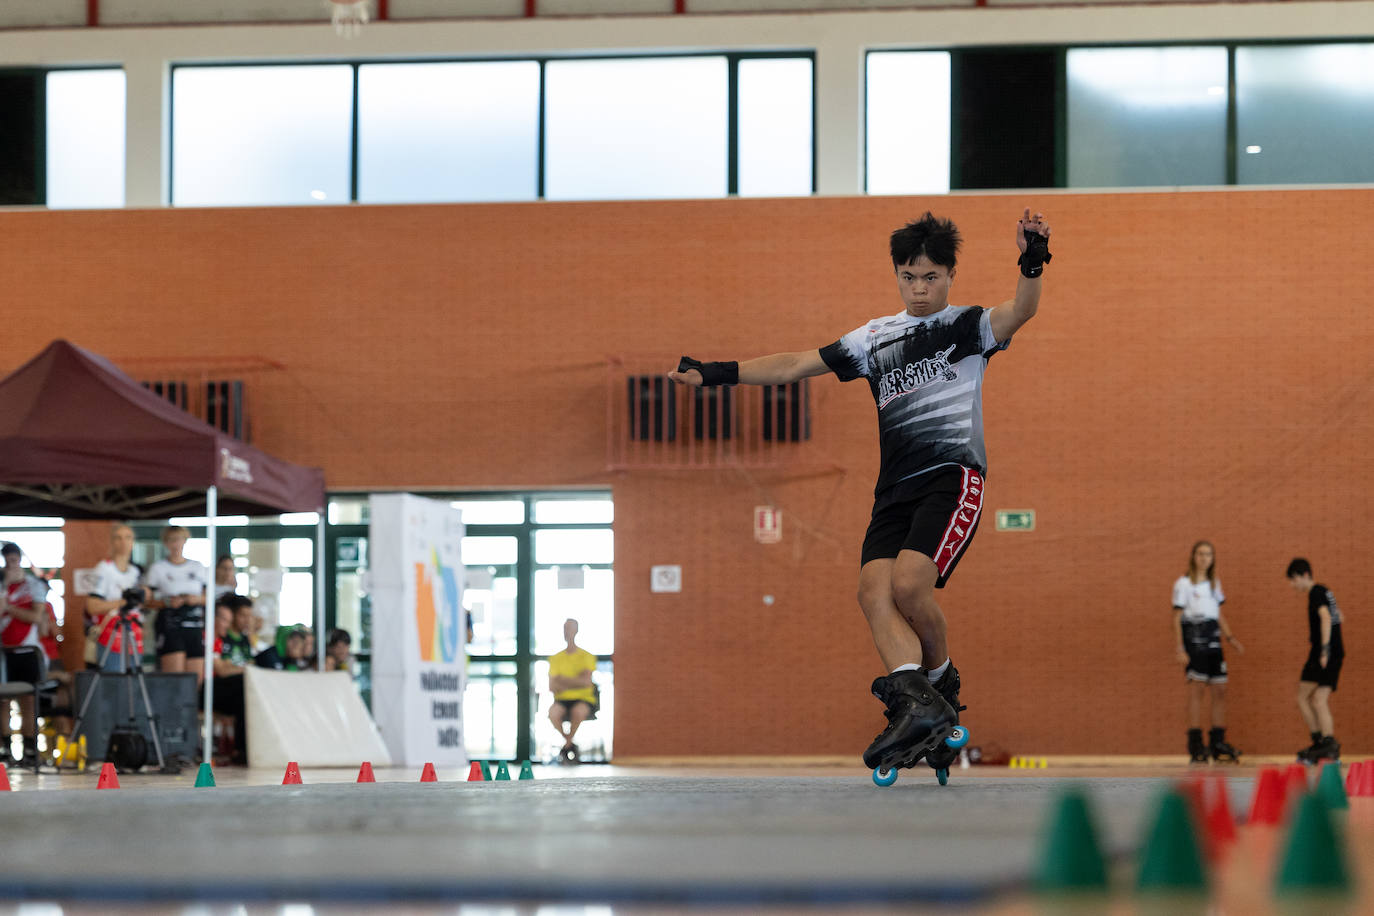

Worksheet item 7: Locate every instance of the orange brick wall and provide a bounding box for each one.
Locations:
[4,189,1370,757]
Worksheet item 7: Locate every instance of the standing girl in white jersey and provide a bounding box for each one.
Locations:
[146,525,209,683]
[1173,540,1244,763]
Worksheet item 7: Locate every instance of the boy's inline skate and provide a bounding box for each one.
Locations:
[864,667,967,787]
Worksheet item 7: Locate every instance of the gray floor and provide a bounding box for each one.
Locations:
[0,774,1247,905]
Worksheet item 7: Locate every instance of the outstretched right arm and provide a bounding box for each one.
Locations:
[668,349,829,387]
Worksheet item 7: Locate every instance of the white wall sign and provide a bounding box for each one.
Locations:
[754,505,782,544]
[651,565,682,593]
[368,494,468,769]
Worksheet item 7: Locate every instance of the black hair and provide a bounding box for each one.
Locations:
[327,628,352,648]
[1286,558,1313,578]
[216,593,253,612]
[216,554,234,566]
[890,212,962,271]
[0,542,19,558]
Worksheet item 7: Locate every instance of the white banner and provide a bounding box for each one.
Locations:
[368,494,467,768]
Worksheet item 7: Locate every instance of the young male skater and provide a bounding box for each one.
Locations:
[668,208,1052,774]
[1286,558,1345,762]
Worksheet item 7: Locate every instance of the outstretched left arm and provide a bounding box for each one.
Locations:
[989,208,1052,344]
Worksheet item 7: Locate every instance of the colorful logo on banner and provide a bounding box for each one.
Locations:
[415,548,461,663]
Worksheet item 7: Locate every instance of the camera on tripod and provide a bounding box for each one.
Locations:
[120,587,145,611]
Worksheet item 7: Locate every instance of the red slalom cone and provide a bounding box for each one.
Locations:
[0,762,10,791]
[420,762,438,782]
[1177,777,1214,862]
[1345,760,1364,796]
[1359,760,1374,798]
[282,761,303,785]
[97,762,121,790]
[467,761,484,782]
[1248,766,1286,825]
[1284,763,1310,811]
[357,762,375,783]
[1205,775,1237,851]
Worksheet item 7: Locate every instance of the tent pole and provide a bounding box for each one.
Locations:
[315,515,325,671]
[202,485,217,764]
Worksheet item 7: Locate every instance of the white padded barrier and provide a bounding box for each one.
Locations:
[244,667,392,770]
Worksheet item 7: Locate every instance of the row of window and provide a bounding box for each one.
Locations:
[37,41,1374,208]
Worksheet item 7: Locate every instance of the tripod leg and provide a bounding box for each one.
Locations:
[133,667,168,770]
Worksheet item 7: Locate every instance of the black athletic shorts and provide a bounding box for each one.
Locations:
[1300,651,1343,690]
[860,465,984,588]
[1185,647,1227,684]
[155,605,207,659]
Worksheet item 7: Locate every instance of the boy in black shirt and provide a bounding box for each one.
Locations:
[1286,558,1345,762]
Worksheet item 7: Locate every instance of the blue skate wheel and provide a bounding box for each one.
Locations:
[944,726,969,749]
[872,766,898,787]
[936,767,949,786]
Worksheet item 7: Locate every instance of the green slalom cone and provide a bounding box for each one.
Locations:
[1276,794,1352,894]
[194,762,216,788]
[479,761,492,781]
[494,761,511,781]
[1136,790,1208,893]
[1035,788,1109,892]
[518,760,535,780]
[1316,761,1349,811]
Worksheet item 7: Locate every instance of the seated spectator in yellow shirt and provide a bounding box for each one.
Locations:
[548,618,598,762]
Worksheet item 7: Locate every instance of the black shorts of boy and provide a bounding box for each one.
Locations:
[155,605,207,660]
[1185,647,1227,684]
[1300,651,1343,691]
[860,465,984,588]
[552,698,598,722]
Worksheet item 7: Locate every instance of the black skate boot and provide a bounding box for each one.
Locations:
[925,664,968,783]
[1187,728,1208,764]
[1208,727,1241,764]
[1297,731,1323,763]
[1309,735,1341,763]
[863,668,958,785]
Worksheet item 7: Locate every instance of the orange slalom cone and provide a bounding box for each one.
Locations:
[97,762,120,790]
[0,762,10,791]
[420,762,438,782]
[467,760,484,782]
[1205,774,1237,852]
[1248,766,1286,825]
[282,761,303,785]
[357,761,375,783]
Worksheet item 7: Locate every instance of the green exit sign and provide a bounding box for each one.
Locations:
[995,510,1036,532]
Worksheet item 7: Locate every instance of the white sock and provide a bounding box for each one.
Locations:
[928,659,951,681]
[890,663,921,674]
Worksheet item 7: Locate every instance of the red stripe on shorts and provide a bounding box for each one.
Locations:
[935,467,984,577]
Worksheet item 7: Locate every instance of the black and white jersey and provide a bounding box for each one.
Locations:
[90,559,143,601]
[1173,576,1224,623]
[146,557,208,600]
[820,305,1008,501]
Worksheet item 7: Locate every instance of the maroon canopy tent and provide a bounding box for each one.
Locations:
[0,339,324,519]
[0,339,326,764]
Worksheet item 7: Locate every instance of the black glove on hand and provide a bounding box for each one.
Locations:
[677,356,739,386]
[1017,229,1053,279]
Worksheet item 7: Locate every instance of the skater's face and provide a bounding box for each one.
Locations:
[1191,544,1214,577]
[895,256,954,318]
[1289,574,1312,592]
